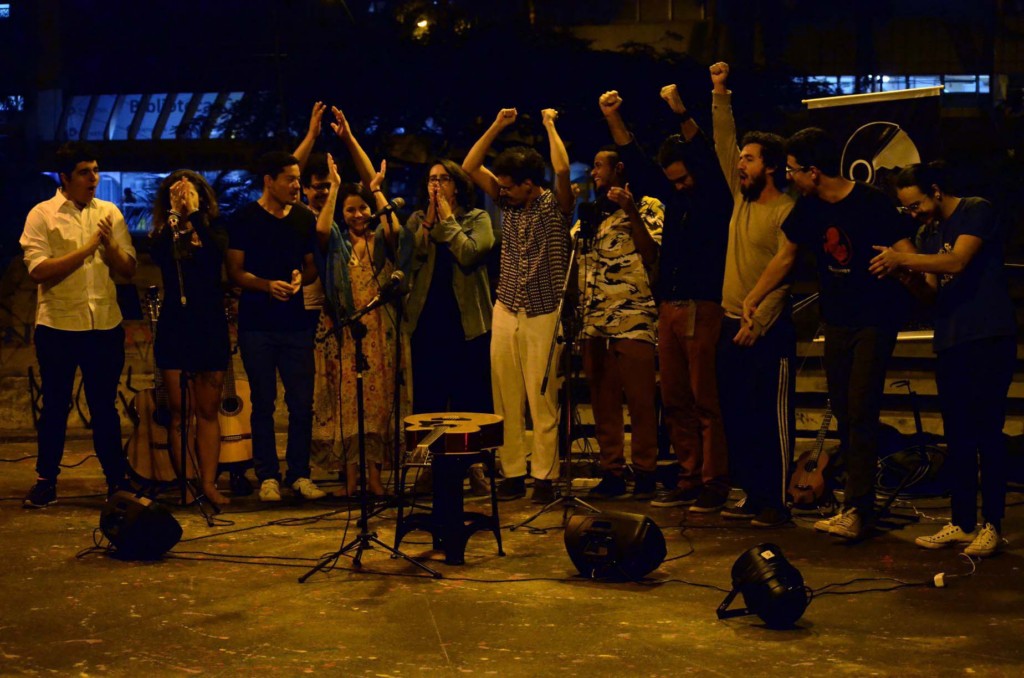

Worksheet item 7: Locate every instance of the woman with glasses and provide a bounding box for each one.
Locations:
[404,160,495,494]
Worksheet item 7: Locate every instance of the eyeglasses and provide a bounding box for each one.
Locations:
[898,202,922,215]
[785,165,809,176]
[427,175,452,185]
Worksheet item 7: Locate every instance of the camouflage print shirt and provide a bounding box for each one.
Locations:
[572,195,664,344]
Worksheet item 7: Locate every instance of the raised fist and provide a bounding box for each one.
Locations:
[495,108,518,128]
[599,91,622,115]
[710,62,730,89]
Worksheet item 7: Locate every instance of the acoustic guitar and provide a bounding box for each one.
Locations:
[787,401,834,509]
[127,287,193,482]
[404,412,504,463]
[217,306,252,465]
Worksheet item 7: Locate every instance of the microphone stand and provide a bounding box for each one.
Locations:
[511,229,600,531]
[300,284,439,582]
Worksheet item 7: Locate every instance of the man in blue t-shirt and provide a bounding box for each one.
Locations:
[744,128,918,541]
[870,161,1017,558]
[226,151,326,502]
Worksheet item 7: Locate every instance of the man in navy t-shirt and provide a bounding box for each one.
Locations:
[227,151,326,502]
[870,161,1016,558]
[744,128,917,540]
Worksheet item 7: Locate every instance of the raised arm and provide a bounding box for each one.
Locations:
[462,108,517,201]
[599,91,632,146]
[709,63,741,195]
[660,85,699,142]
[331,107,376,188]
[315,152,342,251]
[541,108,574,214]
[293,101,326,171]
[97,212,136,279]
[368,159,399,243]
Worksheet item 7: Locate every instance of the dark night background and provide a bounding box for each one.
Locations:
[2,0,1023,278]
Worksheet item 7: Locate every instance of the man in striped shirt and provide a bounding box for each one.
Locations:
[463,108,575,503]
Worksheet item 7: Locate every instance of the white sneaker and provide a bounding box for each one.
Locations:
[291,477,327,500]
[824,508,870,540]
[964,523,1002,558]
[259,478,282,502]
[915,522,977,550]
[814,510,845,533]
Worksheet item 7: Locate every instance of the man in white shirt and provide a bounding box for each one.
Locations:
[20,142,137,508]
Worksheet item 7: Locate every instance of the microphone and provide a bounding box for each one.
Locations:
[384,270,406,294]
[370,197,405,220]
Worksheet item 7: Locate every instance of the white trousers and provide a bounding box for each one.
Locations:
[490,302,562,480]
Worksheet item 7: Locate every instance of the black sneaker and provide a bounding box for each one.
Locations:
[751,506,791,528]
[23,479,57,509]
[631,473,658,500]
[497,476,527,502]
[689,488,728,514]
[531,479,557,504]
[721,497,759,520]
[650,485,701,508]
[587,473,628,500]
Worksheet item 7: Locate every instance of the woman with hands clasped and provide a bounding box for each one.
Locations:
[150,171,232,506]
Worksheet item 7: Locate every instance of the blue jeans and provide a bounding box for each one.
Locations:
[34,325,126,485]
[238,328,315,484]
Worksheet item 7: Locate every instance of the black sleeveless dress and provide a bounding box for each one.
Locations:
[152,212,231,372]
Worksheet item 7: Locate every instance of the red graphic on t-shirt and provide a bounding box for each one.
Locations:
[822,226,852,265]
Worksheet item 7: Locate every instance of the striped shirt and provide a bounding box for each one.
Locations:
[496,190,572,316]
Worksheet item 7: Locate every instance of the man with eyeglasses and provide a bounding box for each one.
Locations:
[743,127,918,540]
[462,107,575,504]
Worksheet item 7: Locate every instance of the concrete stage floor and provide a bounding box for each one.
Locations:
[1,439,1023,677]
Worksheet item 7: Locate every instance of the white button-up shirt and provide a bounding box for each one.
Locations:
[20,189,137,331]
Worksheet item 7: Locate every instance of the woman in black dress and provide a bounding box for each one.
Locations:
[151,170,231,505]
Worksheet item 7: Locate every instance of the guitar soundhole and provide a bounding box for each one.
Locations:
[221,397,241,416]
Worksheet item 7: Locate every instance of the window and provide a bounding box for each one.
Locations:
[0,4,10,19]
[944,75,978,94]
[909,75,942,89]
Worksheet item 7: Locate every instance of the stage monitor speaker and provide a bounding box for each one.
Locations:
[100,491,182,561]
[716,543,809,629]
[564,511,666,580]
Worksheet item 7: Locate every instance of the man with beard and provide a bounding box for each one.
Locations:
[601,85,735,512]
[226,151,327,502]
[578,94,664,500]
[743,128,918,540]
[707,62,797,528]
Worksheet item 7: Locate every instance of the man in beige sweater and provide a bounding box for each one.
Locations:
[710,62,797,527]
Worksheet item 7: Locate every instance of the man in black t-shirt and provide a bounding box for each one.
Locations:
[226,151,326,502]
[871,162,1017,557]
[744,128,917,540]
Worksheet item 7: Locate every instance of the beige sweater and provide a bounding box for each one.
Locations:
[712,91,796,336]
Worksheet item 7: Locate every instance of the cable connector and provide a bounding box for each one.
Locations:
[933,572,946,588]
